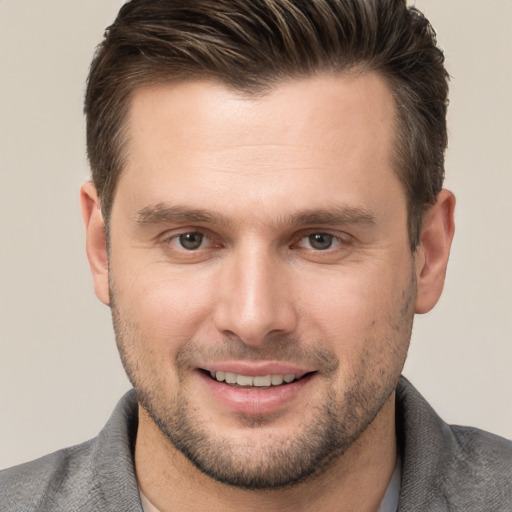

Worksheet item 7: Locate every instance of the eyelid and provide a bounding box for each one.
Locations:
[293,230,352,248]
[159,228,219,249]
[156,227,353,254]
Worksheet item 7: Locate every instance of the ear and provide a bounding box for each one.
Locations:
[414,189,456,314]
[80,182,110,306]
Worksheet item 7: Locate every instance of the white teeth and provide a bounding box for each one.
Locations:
[236,374,253,386]
[271,375,284,385]
[225,372,237,384]
[253,375,272,387]
[213,371,298,387]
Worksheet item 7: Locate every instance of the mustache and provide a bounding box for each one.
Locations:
[176,333,340,375]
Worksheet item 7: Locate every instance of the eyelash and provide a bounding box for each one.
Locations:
[295,232,346,251]
[162,230,352,253]
[164,231,218,252]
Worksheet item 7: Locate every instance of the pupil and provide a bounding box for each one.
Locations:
[309,233,332,250]
[179,233,203,250]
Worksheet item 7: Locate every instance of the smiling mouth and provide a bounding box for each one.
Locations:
[202,370,313,388]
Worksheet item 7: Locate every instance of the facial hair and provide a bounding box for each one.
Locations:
[110,273,415,490]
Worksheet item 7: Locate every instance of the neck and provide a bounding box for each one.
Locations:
[135,393,397,512]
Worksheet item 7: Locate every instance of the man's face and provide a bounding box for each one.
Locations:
[105,73,418,488]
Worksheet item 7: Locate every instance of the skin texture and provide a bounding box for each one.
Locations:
[81,72,455,511]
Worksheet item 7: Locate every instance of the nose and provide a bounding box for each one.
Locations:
[213,244,298,346]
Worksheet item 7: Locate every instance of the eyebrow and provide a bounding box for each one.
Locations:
[284,207,376,227]
[135,204,232,227]
[135,203,376,227]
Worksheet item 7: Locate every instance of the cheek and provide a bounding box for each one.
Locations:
[111,261,217,351]
[298,264,412,356]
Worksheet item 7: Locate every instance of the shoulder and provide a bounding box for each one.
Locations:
[448,423,512,484]
[397,377,512,511]
[0,440,98,512]
[0,390,141,512]
[433,424,512,511]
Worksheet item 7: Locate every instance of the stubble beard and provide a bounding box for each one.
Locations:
[110,275,415,490]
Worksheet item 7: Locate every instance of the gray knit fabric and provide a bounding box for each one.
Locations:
[0,393,142,512]
[1,377,511,511]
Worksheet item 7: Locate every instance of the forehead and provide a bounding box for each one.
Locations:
[126,71,396,154]
[116,72,402,223]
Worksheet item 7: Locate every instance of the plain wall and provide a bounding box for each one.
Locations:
[1,0,511,469]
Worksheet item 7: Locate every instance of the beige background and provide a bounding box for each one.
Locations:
[0,0,511,469]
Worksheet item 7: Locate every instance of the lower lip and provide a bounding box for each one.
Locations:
[198,371,314,415]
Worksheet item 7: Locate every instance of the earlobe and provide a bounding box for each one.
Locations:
[415,189,456,314]
[80,182,110,306]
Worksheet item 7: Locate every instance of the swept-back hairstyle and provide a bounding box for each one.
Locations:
[85,0,449,248]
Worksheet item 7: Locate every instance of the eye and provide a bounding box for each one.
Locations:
[158,230,223,261]
[177,232,205,250]
[301,233,337,250]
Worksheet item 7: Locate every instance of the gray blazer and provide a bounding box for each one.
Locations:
[1,377,511,511]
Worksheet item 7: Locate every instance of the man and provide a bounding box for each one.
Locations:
[1,0,511,510]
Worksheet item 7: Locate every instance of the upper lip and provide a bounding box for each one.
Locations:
[199,361,314,378]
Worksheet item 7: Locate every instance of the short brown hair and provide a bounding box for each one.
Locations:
[85,0,449,248]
